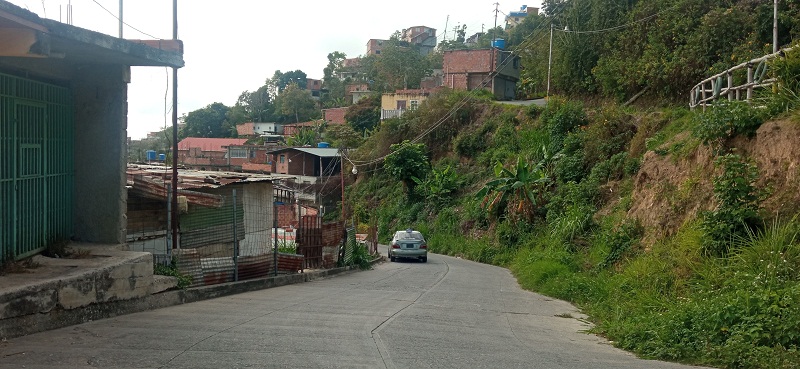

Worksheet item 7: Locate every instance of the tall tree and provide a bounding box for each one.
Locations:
[322,51,348,107]
[274,84,318,123]
[345,94,381,133]
[269,70,308,94]
[360,40,433,92]
[227,84,274,125]
[180,102,234,138]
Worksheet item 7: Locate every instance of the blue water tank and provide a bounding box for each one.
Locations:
[492,38,506,50]
[317,142,330,148]
[146,150,157,161]
[158,153,166,161]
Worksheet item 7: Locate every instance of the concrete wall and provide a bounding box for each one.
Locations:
[73,65,129,244]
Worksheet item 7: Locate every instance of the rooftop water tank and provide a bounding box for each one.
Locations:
[492,38,506,50]
[317,142,330,148]
[158,153,166,161]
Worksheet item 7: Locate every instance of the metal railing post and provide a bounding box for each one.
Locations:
[233,189,238,282]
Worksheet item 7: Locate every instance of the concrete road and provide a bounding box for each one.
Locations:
[0,254,704,368]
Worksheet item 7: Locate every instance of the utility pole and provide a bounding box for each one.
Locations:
[547,24,553,98]
[773,0,778,53]
[171,0,179,250]
[493,2,500,35]
[118,0,123,38]
[443,15,449,42]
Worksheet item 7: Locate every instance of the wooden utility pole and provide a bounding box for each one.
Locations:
[493,2,500,31]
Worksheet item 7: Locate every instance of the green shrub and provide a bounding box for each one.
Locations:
[766,47,800,115]
[598,220,643,268]
[154,259,192,289]
[692,100,767,152]
[700,154,763,256]
[540,98,588,152]
[349,244,373,270]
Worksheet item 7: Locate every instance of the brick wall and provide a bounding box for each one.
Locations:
[277,204,297,228]
[322,221,344,246]
[322,107,347,125]
[444,49,494,74]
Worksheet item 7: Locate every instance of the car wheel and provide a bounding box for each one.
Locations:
[390,255,396,262]
[421,256,427,263]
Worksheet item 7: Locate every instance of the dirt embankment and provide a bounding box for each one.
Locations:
[627,118,800,247]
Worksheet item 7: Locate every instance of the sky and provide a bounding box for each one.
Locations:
[7,0,542,139]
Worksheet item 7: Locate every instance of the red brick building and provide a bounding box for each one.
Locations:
[322,107,347,125]
[306,78,323,99]
[443,48,521,100]
[177,137,248,171]
[366,39,388,55]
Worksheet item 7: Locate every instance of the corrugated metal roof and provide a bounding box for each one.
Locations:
[267,147,340,158]
[127,164,295,190]
[178,137,249,152]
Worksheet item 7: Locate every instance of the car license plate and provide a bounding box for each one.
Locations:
[404,244,412,248]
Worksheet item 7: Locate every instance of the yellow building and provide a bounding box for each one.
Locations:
[380,89,434,120]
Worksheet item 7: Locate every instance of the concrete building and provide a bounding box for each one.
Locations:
[401,25,437,56]
[0,1,183,262]
[347,83,372,104]
[381,89,434,120]
[269,147,341,185]
[366,39,389,55]
[306,78,323,99]
[506,5,539,28]
[443,48,521,100]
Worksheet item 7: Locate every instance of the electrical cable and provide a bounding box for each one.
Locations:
[90,0,162,39]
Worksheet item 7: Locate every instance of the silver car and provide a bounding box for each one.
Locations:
[389,229,427,263]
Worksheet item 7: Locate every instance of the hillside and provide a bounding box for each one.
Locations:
[345,77,800,368]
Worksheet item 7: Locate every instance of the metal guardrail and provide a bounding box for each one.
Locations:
[690,47,793,110]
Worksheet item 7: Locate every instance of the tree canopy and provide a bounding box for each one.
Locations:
[274,84,319,123]
[180,102,234,138]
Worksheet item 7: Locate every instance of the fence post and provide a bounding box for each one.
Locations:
[747,62,754,101]
[273,201,278,276]
[166,184,172,258]
[727,71,734,101]
[233,189,238,282]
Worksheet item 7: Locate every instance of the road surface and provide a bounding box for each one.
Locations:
[0,254,705,368]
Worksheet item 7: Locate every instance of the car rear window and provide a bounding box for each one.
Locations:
[396,232,424,240]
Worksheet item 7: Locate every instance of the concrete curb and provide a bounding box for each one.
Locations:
[1,256,384,339]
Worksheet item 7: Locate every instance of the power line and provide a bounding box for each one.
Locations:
[90,0,162,39]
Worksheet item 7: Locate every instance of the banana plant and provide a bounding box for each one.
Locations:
[476,156,553,221]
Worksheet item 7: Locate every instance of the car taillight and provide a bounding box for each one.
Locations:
[420,244,427,249]
[392,243,400,249]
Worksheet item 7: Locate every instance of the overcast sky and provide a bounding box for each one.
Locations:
[7,0,542,139]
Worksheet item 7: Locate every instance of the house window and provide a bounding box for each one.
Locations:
[410,100,419,110]
[280,155,286,164]
[376,50,381,55]
[397,100,407,110]
[230,149,248,158]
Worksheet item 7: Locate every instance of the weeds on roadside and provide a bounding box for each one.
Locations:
[153,259,193,289]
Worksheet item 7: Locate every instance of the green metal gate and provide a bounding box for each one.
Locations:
[0,73,73,262]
